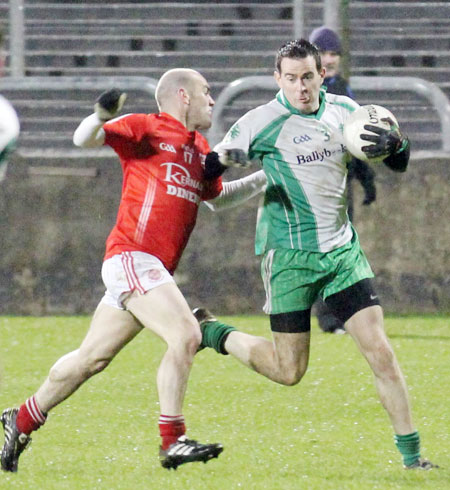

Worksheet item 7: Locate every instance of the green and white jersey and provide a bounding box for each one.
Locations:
[214,88,359,254]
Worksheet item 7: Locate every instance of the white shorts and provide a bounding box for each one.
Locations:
[100,251,174,310]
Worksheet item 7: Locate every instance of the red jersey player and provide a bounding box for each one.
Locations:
[1,68,250,472]
[102,111,221,274]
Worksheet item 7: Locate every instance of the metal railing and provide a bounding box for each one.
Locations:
[2,74,450,154]
[0,75,157,94]
[207,75,450,151]
[0,76,158,160]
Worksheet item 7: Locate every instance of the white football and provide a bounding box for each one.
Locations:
[343,104,399,163]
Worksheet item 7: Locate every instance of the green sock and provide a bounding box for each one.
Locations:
[201,320,236,355]
[394,431,420,466]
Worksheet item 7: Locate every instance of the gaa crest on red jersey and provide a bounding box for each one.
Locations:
[159,142,177,153]
[147,269,163,281]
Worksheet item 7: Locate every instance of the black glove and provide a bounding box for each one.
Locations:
[362,184,376,205]
[204,151,227,180]
[360,117,406,158]
[94,88,127,121]
[204,149,251,180]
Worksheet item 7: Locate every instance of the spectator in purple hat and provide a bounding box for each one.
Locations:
[309,26,353,98]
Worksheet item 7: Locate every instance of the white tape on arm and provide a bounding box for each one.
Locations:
[73,113,106,148]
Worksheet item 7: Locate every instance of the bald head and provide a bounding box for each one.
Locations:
[155,68,204,111]
[154,68,214,131]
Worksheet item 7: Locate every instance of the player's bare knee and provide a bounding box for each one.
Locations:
[285,370,306,386]
[87,357,111,376]
[76,350,113,378]
[186,329,202,355]
[167,321,201,357]
[184,315,202,352]
[368,341,399,378]
[277,365,307,386]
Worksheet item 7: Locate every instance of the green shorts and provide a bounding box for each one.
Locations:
[261,231,374,314]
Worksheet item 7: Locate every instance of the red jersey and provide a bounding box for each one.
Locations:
[103,112,222,274]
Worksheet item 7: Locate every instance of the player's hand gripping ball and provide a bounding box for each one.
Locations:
[343,105,402,163]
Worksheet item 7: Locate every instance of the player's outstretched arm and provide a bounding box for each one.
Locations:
[360,117,410,172]
[203,170,267,211]
[73,88,127,148]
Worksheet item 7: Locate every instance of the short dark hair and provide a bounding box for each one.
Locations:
[275,39,322,73]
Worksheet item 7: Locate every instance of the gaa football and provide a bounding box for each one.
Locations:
[343,104,399,163]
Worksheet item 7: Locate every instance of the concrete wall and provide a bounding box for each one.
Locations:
[350,154,449,314]
[0,153,448,315]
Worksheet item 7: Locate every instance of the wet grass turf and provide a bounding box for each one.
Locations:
[0,314,448,489]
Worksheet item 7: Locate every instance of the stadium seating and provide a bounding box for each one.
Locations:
[1,0,448,315]
[1,0,450,153]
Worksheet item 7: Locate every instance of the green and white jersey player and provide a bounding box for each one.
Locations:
[215,54,407,258]
[217,86,357,255]
[0,94,20,181]
[198,39,436,470]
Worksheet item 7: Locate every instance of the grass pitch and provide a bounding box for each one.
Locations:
[0,314,448,489]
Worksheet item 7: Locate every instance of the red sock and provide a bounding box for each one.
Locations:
[16,396,47,435]
[159,415,186,450]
